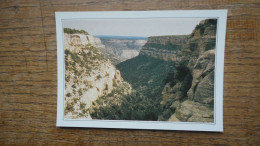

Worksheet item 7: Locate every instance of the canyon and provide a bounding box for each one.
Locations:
[63,18,217,122]
[117,19,217,122]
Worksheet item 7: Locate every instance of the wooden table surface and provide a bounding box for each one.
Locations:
[0,0,259,145]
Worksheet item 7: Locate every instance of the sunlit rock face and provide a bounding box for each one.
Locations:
[63,33,131,119]
[139,35,188,61]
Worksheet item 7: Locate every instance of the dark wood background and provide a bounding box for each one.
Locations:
[0,0,259,145]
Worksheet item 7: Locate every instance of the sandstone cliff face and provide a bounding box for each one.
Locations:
[63,33,131,119]
[139,35,188,61]
[156,19,217,122]
[64,33,105,53]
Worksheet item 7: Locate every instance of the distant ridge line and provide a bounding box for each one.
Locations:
[95,35,148,40]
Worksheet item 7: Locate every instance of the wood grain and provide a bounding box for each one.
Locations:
[0,0,259,145]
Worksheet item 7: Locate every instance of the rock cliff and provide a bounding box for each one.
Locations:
[159,19,217,122]
[139,35,188,61]
[63,32,131,119]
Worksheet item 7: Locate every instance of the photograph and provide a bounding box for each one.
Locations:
[56,10,227,131]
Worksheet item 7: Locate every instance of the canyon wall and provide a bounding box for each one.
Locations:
[139,35,188,61]
[159,19,217,122]
[63,33,131,119]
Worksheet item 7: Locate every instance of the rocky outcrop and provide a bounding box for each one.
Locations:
[158,19,217,122]
[64,33,105,53]
[187,50,215,104]
[63,32,131,119]
[169,100,214,122]
[139,35,188,61]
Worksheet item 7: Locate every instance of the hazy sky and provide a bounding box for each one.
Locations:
[62,18,206,37]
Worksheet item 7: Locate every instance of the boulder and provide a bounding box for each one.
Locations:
[169,100,214,123]
[193,70,214,104]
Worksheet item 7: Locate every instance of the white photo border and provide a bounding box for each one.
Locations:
[56,10,227,132]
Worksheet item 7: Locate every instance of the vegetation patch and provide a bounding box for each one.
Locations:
[205,40,216,51]
[189,42,198,51]
[90,91,162,121]
[144,43,181,51]
[66,93,71,97]
[65,102,74,114]
[64,28,89,35]
[96,74,102,80]
[78,88,83,96]
[80,102,86,110]
[195,19,217,36]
